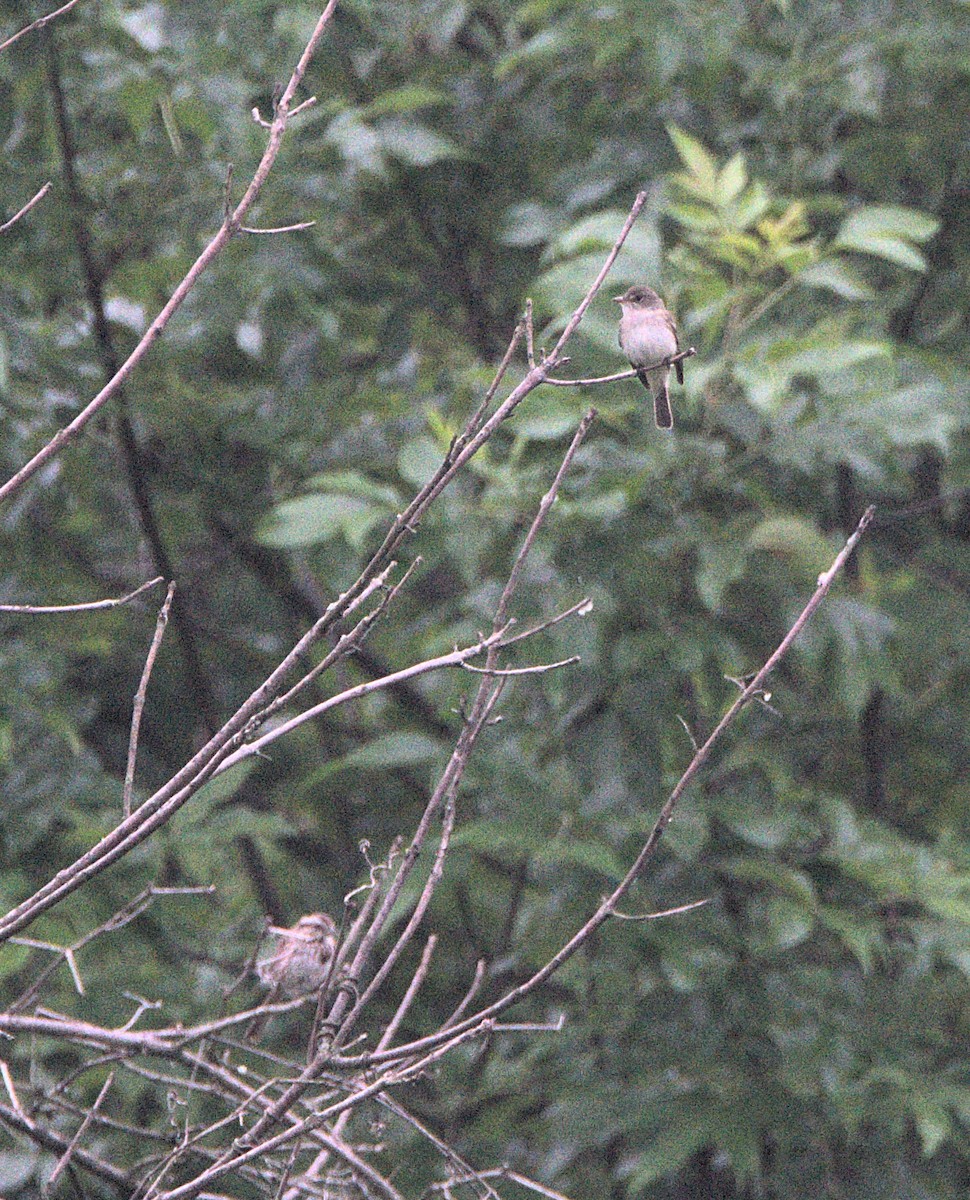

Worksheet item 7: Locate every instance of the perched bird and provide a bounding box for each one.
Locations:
[256,912,337,996]
[614,285,683,429]
[247,912,337,1040]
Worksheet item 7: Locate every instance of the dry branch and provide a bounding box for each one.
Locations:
[0,3,338,506]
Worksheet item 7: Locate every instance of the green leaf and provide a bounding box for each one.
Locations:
[717,152,748,205]
[338,732,442,770]
[721,858,818,907]
[666,202,722,232]
[548,211,660,268]
[843,204,940,243]
[302,471,400,506]
[499,201,559,247]
[378,120,464,167]
[192,760,257,807]
[732,180,773,230]
[361,85,452,118]
[513,393,584,442]
[834,206,940,271]
[695,533,752,610]
[667,125,719,194]
[630,1104,715,1186]
[797,258,876,300]
[747,516,832,575]
[398,437,444,487]
[779,338,892,375]
[764,896,815,948]
[817,905,880,972]
[454,819,624,877]
[256,493,386,549]
[327,111,386,174]
[908,1093,951,1156]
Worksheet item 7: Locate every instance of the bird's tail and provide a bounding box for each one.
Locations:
[637,369,673,429]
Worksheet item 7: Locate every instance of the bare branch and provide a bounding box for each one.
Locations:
[0,1061,23,1115]
[497,597,593,647]
[46,1070,115,1189]
[545,345,697,387]
[548,193,647,359]
[214,623,512,776]
[0,0,82,54]
[0,180,52,232]
[124,582,176,817]
[0,1099,130,1189]
[375,935,437,1052]
[253,560,413,725]
[0,194,647,952]
[494,409,596,630]
[334,505,878,1073]
[240,220,317,234]
[0,2,339,506]
[429,1167,578,1200]
[461,655,580,677]
[609,897,711,921]
[0,574,164,613]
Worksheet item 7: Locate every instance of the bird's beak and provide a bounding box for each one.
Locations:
[612,295,623,303]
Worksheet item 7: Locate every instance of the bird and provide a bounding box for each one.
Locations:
[247,912,337,1040]
[256,912,337,996]
[613,285,683,429]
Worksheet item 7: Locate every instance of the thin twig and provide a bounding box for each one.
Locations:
[440,959,487,1032]
[609,897,711,921]
[331,409,595,1039]
[0,1099,130,1188]
[430,1167,577,1200]
[495,409,595,630]
[464,319,525,440]
[0,0,81,53]
[0,190,648,946]
[8,885,214,1015]
[124,582,176,817]
[497,597,593,647]
[375,935,437,1052]
[548,193,648,360]
[0,181,52,231]
[213,623,513,776]
[524,298,536,367]
[0,1061,23,1114]
[461,655,580,676]
[378,1092,503,1200]
[0,3,337,506]
[255,561,411,724]
[333,506,877,1073]
[0,575,164,613]
[240,220,317,234]
[230,409,600,1152]
[9,936,85,994]
[46,1071,114,1188]
[545,346,697,387]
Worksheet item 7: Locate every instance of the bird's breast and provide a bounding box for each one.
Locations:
[619,314,677,366]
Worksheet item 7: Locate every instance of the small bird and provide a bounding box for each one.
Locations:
[614,285,683,429]
[246,912,338,1040]
[256,912,337,997]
